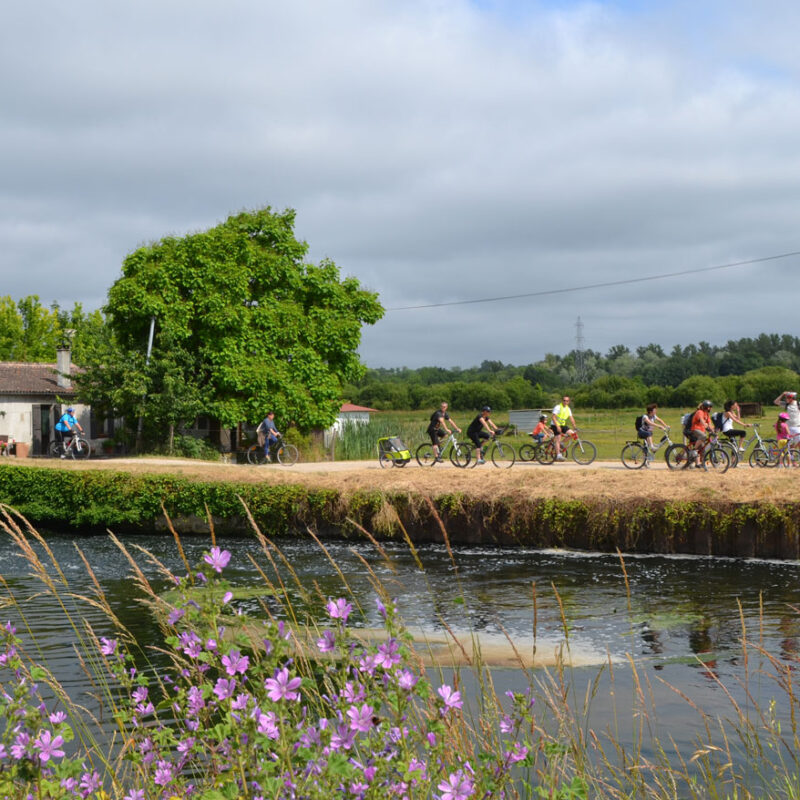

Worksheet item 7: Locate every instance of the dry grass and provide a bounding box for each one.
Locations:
[11,456,800,505]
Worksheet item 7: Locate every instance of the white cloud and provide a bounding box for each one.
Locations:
[1,0,799,366]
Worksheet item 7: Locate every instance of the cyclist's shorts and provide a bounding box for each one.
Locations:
[532,433,544,443]
[636,429,650,439]
[428,428,445,445]
[469,431,491,449]
[688,430,707,442]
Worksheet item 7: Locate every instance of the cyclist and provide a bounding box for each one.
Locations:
[467,406,499,465]
[427,402,461,463]
[774,391,800,450]
[530,414,551,445]
[688,400,715,468]
[257,411,281,462]
[721,400,749,451]
[54,406,84,458]
[637,403,667,459]
[550,396,577,462]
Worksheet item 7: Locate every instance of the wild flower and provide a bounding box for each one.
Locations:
[203,546,231,573]
[264,667,302,702]
[437,684,463,714]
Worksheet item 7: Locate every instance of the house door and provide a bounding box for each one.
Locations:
[32,404,54,455]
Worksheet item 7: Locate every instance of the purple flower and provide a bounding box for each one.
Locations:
[376,638,401,669]
[203,546,231,574]
[437,769,474,800]
[330,724,356,751]
[505,743,529,764]
[124,791,145,800]
[214,678,236,701]
[396,669,418,691]
[167,608,185,626]
[221,648,249,676]
[347,703,375,733]
[33,730,65,763]
[437,685,463,714]
[375,597,387,618]
[257,711,280,739]
[49,711,67,725]
[326,597,353,623]
[154,760,174,787]
[11,732,31,760]
[223,591,233,604]
[187,686,205,716]
[99,637,118,656]
[343,682,365,704]
[264,667,302,703]
[317,630,336,653]
[80,771,101,795]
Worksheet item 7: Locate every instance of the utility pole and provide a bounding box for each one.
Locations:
[575,316,586,383]
[135,316,156,453]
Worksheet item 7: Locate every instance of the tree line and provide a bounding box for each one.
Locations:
[345,335,800,411]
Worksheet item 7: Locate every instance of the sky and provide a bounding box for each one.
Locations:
[3,0,800,368]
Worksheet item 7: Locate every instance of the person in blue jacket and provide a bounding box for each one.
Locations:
[54,407,84,457]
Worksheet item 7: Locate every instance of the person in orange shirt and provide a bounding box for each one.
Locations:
[689,400,715,468]
[530,414,552,445]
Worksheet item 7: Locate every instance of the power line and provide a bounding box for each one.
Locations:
[385,250,800,312]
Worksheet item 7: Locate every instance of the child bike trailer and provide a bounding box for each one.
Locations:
[377,436,412,468]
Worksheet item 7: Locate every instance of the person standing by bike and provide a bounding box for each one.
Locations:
[427,402,461,463]
[467,406,499,465]
[551,396,577,462]
[258,411,281,462]
[54,407,84,458]
[688,400,715,468]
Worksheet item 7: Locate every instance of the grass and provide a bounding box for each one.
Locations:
[1,502,799,798]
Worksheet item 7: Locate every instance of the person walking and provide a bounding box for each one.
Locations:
[550,396,577,461]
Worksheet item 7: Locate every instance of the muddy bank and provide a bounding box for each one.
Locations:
[0,461,798,558]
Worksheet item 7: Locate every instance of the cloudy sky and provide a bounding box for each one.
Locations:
[3,0,800,368]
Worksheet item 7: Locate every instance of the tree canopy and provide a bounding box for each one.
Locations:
[77,208,383,442]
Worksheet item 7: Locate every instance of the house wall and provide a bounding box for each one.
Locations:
[0,398,90,446]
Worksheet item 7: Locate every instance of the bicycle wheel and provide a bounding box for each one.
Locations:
[571,439,597,466]
[70,437,91,460]
[718,440,739,469]
[665,443,691,470]
[518,443,537,462]
[490,441,516,468]
[415,442,436,467]
[536,442,556,465]
[379,451,393,469]
[704,447,729,473]
[621,443,647,470]
[395,458,410,468]
[762,440,782,467]
[450,442,471,468]
[48,440,61,458]
[247,444,267,465]
[783,449,800,468]
[276,443,299,466]
[749,447,770,468]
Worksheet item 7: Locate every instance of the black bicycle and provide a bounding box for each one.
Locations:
[247,438,299,466]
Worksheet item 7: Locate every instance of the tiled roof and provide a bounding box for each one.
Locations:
[0,362,79,397]
[339,403,378,413]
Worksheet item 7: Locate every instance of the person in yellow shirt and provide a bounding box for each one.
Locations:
[550,396,577,462]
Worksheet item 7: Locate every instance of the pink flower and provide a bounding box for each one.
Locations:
[437,684,462,714]
[99,637,117,656]
[326,597,353,623]
[347,703,375,733]
[317,630,336,653]
[264,667,302,702]
[221,648,249,676]
[437,769,474,800]
[203,546,231,573]
[213,677,236,701]
[33,730,65,763]
[397,669,418,691]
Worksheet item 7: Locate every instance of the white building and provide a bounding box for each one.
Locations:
[324,403,378,448]
[0,349,97,455]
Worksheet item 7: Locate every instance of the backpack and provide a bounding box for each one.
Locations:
[634,415,644,432]
[711,411,724,432]
[681,412,694,432]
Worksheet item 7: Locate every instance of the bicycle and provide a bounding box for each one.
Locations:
[518,435,555,465]
[744,424,782,468]
[247,437,299,466]
[540,429,597,465]
[620,427,675,470]
[665,432,730,472]
[48,435,91,460]
[415,431,471,467]
[468,428,515,468]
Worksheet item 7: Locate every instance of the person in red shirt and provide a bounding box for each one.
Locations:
[530,414,552,444]
[689,400,715,468]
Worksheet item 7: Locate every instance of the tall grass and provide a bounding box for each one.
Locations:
[0,502,798,798]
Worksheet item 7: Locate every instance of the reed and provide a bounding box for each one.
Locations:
[0,503,798,798]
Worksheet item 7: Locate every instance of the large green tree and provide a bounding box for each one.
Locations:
[77,208,383,443]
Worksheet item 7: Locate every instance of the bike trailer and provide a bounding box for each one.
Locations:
[377,436,412,467]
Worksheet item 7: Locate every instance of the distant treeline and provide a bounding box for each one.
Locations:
[346,334,800,411]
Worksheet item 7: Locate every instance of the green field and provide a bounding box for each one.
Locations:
[336,407,776,462]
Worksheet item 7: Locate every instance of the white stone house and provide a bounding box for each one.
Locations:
[0,349,102,455]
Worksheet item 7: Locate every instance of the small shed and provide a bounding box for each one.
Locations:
[508,409,549,435]
[324,403,378,448]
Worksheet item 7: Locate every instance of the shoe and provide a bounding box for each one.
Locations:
[738,447,746,452]
[60,454,66,459]
[555,454,565,461]
[476,458,486,465]
[435,457,443,462]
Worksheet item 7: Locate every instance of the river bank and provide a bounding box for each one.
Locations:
[1,459,799,557]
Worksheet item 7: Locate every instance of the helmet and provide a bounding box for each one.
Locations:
[66,407,74,413]
[779,412,790,420]
[481,406,491,412]
[788,391,797,399]
[538,414,547,421]
[701,400,713,408]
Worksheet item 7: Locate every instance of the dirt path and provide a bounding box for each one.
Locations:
[12,455,800,505]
